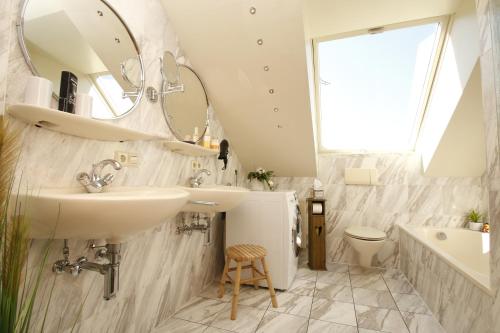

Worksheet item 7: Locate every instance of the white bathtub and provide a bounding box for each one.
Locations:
[398,225,491,294]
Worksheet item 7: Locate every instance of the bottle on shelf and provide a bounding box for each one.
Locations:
[203,126,211,148]
[192,127,199,143]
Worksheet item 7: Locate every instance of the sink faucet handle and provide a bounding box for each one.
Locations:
[77,172,91,184]
[102,173,115,185]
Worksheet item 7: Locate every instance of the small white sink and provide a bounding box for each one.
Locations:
[178,185,249,213]
[13,187,189,243]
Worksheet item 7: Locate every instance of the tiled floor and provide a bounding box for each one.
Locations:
[154,263,445,333]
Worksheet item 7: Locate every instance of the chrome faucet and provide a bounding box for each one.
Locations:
[189,169,211,188]
[77,159,122,193]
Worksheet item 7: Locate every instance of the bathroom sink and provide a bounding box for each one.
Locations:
[178,185,249,213]
[13,187,189,243]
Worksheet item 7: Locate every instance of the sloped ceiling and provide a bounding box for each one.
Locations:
[161,0,317,176]
[161,0,466,176]
[304,0,464,38]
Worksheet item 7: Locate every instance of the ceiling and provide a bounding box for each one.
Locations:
[161,0,466,176]
[25,12,106,74]
[161,0,317,176]
[304,0,465,38]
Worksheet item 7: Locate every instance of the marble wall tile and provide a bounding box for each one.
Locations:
[373,185,408,214]
[0,0,11,113]
[407,185,444,215]
[442,185,485,215]
[345,185,376,212]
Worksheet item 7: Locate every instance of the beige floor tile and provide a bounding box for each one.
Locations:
[310,298,357,326]
[270,292,313,317]
[210,304,266,333]
[255,311,308,333]
[352,288,397,309]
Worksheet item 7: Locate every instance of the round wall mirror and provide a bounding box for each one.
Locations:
[18,0,145,119]
[162,62,209,142]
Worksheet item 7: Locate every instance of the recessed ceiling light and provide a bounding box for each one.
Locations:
[257,39,263,45]
[269,89,275,94]
[273,107,279,112]
[249,7,256,15]
[263,66,270,71]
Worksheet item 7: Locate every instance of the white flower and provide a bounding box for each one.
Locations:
[256,167,265,174]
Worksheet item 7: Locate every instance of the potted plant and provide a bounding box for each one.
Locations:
[247,168,275,191]
[467,209,483,231]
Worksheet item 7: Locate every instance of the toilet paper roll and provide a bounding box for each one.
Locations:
[24,76,53,108]
[75,93,93,117]
[312,203,323,214]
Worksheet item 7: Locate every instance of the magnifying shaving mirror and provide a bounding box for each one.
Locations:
[160,51,209,143]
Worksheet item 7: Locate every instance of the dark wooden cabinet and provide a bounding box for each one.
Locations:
[307,198,326,270]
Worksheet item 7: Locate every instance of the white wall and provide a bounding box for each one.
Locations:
[425,62,486,177]
[418,0,480,171]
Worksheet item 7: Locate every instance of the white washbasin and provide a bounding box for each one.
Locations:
[178,185,249,213]
[13,187,189,243]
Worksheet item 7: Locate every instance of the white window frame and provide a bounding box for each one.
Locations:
[313,16,450,154]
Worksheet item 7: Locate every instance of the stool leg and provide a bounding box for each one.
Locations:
[260,257,278,308]
[251,259,259,289]
[218,256,230,298]
[231,262,242,320]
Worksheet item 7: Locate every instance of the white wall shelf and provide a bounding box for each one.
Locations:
[6,104,165,142]
[164,140,219,157]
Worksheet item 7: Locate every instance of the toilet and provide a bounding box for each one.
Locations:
[344,226,386,267]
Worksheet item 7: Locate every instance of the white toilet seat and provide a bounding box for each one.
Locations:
[345,226,386,241]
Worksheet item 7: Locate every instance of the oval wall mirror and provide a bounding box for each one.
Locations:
[161,59,209,143]
[18,0,145,119]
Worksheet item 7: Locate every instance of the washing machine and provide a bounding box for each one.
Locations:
[226,191,301,290]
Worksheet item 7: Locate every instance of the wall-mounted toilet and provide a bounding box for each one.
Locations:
[344,226,386,267]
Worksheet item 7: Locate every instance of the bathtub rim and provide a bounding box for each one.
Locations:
[398,224,493,296]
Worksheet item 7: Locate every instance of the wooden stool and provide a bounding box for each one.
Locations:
[218,244,278,320]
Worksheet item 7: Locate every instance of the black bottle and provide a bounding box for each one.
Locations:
[58,71,78,113]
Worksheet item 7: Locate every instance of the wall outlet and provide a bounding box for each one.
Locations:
[191,160,202,171]
[114,151,139,167]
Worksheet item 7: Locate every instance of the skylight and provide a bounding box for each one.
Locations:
[316,19,445,151]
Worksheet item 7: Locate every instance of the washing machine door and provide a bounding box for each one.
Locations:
[293,203,302,257]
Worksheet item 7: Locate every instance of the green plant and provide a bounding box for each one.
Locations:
[0,116,53,333]
[247,168,275,190]
[467,209,482,223]
[247,168,274,183]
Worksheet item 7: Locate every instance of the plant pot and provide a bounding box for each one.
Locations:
[468,221,483,231]
[249,180,266,191]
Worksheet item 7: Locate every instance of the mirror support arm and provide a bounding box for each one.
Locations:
[161,83,185,95]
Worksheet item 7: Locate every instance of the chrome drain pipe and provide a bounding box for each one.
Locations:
[53,241,121,300]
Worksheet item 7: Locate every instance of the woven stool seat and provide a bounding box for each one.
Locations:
[226,244,267,261]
